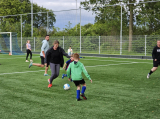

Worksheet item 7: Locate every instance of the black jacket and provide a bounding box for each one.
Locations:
[45,46,70,67]
[152,45,160,61]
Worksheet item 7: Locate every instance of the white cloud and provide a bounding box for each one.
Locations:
[32,0,96,29]
[33,0,85,11]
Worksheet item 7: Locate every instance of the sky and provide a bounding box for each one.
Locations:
[32,0,96,30]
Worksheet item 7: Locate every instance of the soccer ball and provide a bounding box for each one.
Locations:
[63,84,70,90]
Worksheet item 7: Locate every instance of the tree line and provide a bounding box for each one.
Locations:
[0,0,160,52]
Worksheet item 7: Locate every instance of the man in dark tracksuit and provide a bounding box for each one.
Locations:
[147,40,160,78]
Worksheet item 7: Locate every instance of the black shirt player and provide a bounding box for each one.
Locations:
[147,40,160,78]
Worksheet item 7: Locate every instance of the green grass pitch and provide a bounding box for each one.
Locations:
[0,54,160,119]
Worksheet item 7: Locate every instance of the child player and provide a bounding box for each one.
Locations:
[62,55,74,81]
[67,53,92,101]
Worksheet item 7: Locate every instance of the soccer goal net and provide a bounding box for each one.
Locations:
[0,32,24,55]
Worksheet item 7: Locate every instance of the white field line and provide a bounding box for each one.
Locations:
[0,56,40,59]
[0,62,141,76]
[0,70,45,75]
[85,62,137,67]
[0,56,153,64]
[82,59,132,62]
[86,56,153,60]
[0,56,133,63]
[82,59,153,64]
[0,57,153,64]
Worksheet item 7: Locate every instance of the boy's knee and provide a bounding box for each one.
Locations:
[83,83,86,87]
[77,85,81,90]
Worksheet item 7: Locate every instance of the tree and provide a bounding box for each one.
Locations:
[128,0,135,52]
[81,0,126,36]
[136,1,160,35]
[80,0,146,52]
[0,0,25,23]
[0,0,56,36]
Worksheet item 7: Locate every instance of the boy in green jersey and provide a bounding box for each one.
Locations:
[67,53,92,101]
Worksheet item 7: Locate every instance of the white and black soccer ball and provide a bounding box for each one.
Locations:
[63,84,70,90]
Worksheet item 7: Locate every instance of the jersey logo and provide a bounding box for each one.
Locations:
[157,49,160,52]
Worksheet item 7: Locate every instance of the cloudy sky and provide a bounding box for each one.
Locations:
[32,0,96,30]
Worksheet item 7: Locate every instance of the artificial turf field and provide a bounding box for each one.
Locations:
[0,54,160,119]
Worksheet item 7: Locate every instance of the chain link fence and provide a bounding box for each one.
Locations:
[16,35,159,56]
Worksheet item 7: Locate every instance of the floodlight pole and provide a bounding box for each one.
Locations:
[47,11,49,34]
[76,0,77,31]
[80,6,81,53]
[31,0,33,37]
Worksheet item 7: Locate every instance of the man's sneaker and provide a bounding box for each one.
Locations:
[48,79,50,83]
[62,74,65,79]
[77,98,82,101]
[48,84,52,88]
[44,74,49,76]
[30,60,33,62]
[147,73,150,79]
[29,62,32,68]
[26,60,29,62]
[80,93,87,100]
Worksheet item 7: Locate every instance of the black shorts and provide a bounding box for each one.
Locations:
[40,56,49,67]
[73,79,85,86]
[153,60,160,67]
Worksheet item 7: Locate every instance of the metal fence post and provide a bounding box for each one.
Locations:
[10,32,12,55]
[120,3,122,55]
[21,15,22,51]
[99,36,100,54]
[63,36,64,49]
[34,37,35,52]
[145,35,147,56]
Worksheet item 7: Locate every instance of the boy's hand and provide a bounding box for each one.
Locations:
[90,79,92,83]
[68,78,71,81]
[63,67,65,69]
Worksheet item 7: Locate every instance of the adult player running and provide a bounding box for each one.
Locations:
[46,40,70,88]
[147,40,160,78]
[29,35,50,76]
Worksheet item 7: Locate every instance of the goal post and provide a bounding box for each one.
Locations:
[0,32,24,55]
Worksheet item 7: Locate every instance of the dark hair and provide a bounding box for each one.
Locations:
[45,35,49,37]
[54,40,59,44]
[69,46,71,47]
